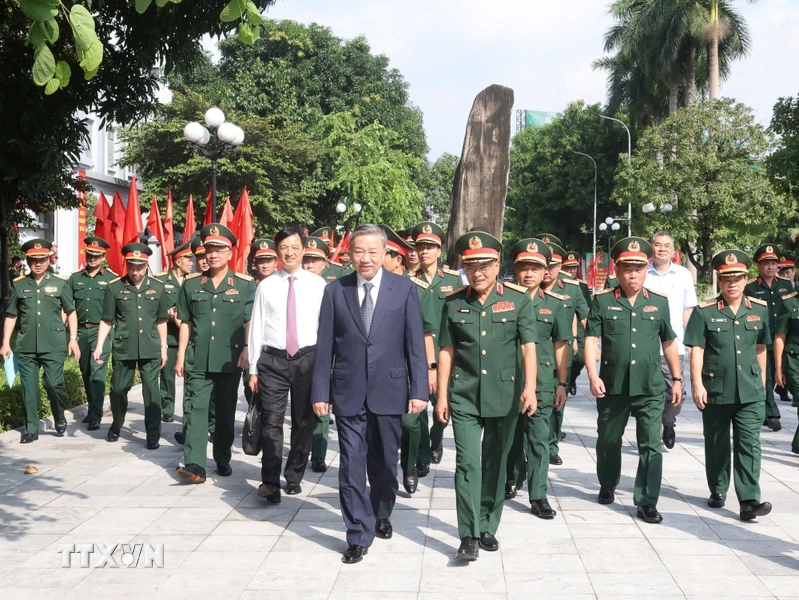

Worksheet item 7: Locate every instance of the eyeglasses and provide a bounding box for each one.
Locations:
[463,262,496,274]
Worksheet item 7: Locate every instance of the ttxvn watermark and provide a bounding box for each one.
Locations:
[58,543,164,568]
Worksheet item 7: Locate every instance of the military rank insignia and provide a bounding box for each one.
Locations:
[643,306,659,313]
[493,301,515,313]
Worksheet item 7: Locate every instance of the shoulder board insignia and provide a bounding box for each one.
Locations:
[504,282,528,294]
[646,289,668,298]
[156,271,168,277]
[545,290,566,300]
[411,278,429,289]
[185,272,202,280]
[442,268,460,276]
[748,296,768,306]
[72,269,84,274]
[51,273,67,280]
[777,275,793,281]
[108,276,122,284]
[106,269,117,276]
[747,277,757,285]
[782,292,798,301]
[698,299,716,309]
[149,277,164,285]
[446,286,466,298]
[595,288,615,296]
[13,274,27,283]
[562,278,579,286]
[234,272,254,281]
[577,279,588,284]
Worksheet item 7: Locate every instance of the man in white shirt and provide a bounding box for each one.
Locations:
[248,227,327,503]
[644,231,698,449]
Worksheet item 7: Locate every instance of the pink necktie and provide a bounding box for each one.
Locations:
[286,276,299,356]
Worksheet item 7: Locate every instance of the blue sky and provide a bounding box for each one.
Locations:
[264,0,799,159]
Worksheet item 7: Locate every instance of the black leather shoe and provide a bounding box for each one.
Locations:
[341,545,368,564]
[146,440,160,450]
[55,419,67,435]
[87,420,100,431]
[257,483,281,504]
[793,397,799,408]
[285,482,302,495]
[504,482,517,500]
[175,463,206,484]
[431,444,444,464]
[416,462,430,478]
[779,392,791,403]
[637,504,663,524]
[560,432,567,440]
[174,431,186,445]
[162,413,174,423]
[793,447,799,455]
[82,415,90,424]
[311,458,327,473]
[530,498,557,519]
[456,537,479,561]
[107,428,120,442]
[208,432,215,444]
[403,468,418,495]
[598,488,615,505]
[375,518,393,539]
[216,463,232,477]
[766,418,782,432]
[549,454,563,466]
[20,433,38,444]
[569,382,577,396]
[740,499,772,521]
[478,532,498,552]
[662,425,676,449]
[708,493,726,508]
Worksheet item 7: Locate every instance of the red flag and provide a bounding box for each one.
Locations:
[122,174,143,247]
[219,196,234,229]
[146,195,168,269]
[163,187,174,256]
[108,191,126,273]
[330,230,350,264]
[232,188,254,272]
[93,191,112,243]
[203,188,214,226]
[183,194,196,244]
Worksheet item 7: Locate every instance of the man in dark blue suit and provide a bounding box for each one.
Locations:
[312,224,429,564]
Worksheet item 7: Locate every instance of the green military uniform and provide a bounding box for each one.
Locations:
[411,221,463,469]
[67,237,116,427]
[177,224,256,478]
[775,288,799,451]
[155,242,193,420]
[5,239,74,437]
[685,249,770,507]
[440,232,539,546]
[744,243,794,426]
[605,276,618,289]
[103,244,168,444]
[587,237,676,510]
[542,239,589,461]
[504,239,571,511]
[244,238,277,407]
[563,251,591,393]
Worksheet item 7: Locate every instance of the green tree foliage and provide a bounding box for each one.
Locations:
[767,94,799,246]
[613,99,784,277]
[506,102,629,253]
[418,153,459,226]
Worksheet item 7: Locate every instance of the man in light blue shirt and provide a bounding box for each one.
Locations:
[644,231,698,450]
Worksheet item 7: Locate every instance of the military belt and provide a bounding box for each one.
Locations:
[80,323,99,329]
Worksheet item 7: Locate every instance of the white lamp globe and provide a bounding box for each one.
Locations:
[605,217,614,225]
[205,108,225,128]
[353,203,362,214]
[611,222,620,231]
[661,202,673,212]
[231,126,245,146]
[336,203,347,214]
[198,127,211,146]
[642,203,655,214]
[183,122,204,143]
[217,122,237,144]
[599,223,608,231]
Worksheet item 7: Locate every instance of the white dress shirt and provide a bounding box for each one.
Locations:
[644,261,698,355]
[248,268,327,373]
[356,267,383,307]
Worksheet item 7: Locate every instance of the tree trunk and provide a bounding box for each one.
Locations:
[684,46,696,108]
[709,1,720,101]
[0,196,10,320]
[446,85,514,264]
[668,80,679,115]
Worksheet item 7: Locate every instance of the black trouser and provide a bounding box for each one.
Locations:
[258,346,316,487]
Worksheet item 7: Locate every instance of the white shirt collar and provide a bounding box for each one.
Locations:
[357,267,383,289]
[647,261,678,275]
[278,268,307,280]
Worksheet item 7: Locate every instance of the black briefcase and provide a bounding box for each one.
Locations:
[242,399,262,456]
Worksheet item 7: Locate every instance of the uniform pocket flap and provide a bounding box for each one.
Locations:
[500,368,515,382]
[492,312,517,323]
[744,320,761,331]
[390,367,407,379]
[454,313,476,324]
[710,321,731,332]
[751,363,762,375]
[49,323,65,331]
[703,366,724,378]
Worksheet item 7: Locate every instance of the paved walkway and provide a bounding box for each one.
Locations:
[2,374,799,599]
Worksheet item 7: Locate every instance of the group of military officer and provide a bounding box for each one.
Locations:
[2,223,792,550]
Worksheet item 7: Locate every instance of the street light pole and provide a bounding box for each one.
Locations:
[600,114,632,235]
[573,151,598,293]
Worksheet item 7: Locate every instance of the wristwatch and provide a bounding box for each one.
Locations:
[672,377,682,382]
[161,344,169,349]
[428,363,437,370]
[557,382,568,388]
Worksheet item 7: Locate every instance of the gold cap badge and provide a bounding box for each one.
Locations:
[308,239,317,249]
[133,250,141,258]
[628,240,640,252]
[527,242,538,253]
[209,226,219,236]
[34,242,42,249]
[422,224,432,234]
[469,236,482,250]
[541,236,550,243]
[260,241,268,249]
[726,253,737,265]
[766,245,773,254]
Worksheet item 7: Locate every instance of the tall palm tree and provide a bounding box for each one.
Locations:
[703,0,756,100]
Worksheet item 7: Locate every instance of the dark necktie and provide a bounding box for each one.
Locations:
[361,281,374,335]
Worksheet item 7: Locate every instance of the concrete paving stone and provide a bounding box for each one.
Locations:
[671,574,772,597]
[589,572,682,596]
